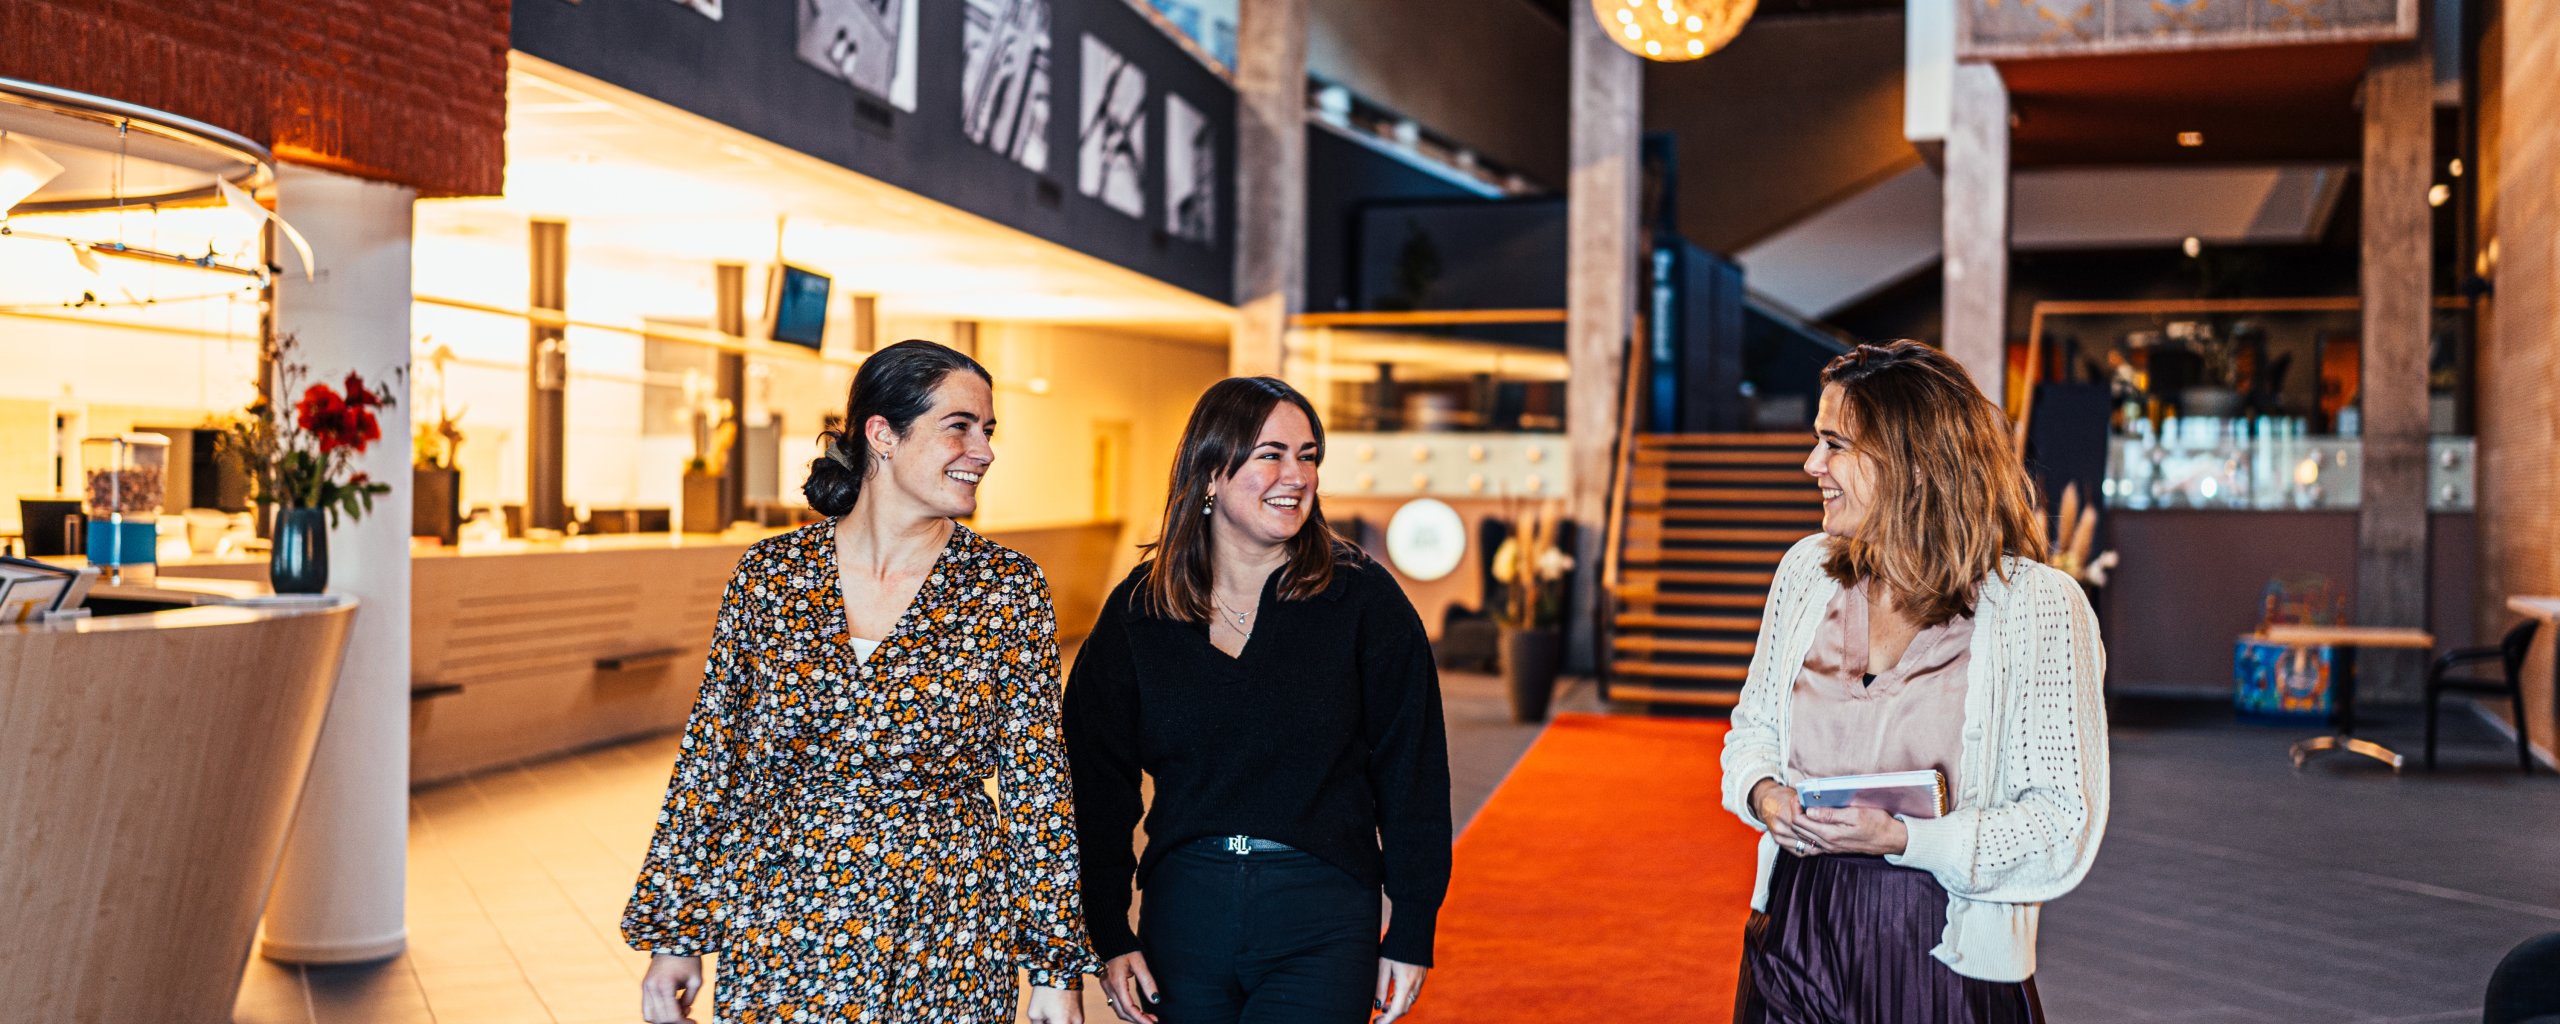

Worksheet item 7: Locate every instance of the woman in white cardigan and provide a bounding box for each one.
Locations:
[1721,340,2109,1023]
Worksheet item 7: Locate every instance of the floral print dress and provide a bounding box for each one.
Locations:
[623,520,1098,1022]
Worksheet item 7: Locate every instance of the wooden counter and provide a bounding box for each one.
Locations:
[0,588,357,1024]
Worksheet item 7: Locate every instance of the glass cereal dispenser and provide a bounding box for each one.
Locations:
[82,433,170,583]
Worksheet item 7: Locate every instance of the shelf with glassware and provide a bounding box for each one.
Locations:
[2101,420,2474,513]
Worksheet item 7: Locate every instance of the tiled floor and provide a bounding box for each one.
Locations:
[234,685,2560,1024]
[233,670,1560,1024]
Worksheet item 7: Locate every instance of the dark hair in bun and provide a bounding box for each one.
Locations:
[804,339,994,517]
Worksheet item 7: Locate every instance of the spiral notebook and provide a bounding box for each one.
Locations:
[1796,769,1949,819]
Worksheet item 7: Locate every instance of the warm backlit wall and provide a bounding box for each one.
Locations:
[968,323,1228,579]
[2475,3,2560,761]
[0,0,508,196]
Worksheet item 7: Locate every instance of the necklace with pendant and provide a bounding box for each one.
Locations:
[1215,596,1256,640]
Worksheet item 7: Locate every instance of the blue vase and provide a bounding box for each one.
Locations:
[269,507,329,594]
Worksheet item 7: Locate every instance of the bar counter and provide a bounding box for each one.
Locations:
[0,584,357,1022]
[151,520,1126,784]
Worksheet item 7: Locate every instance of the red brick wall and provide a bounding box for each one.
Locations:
[0,0,507,197]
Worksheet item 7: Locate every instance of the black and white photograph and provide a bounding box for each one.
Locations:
[1164,92,1213,242]
[797,0,918,111]
[962,0,1052,173]
[1076,33,1147,219]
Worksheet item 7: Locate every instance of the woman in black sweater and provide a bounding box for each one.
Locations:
[1064,376,1451,1024]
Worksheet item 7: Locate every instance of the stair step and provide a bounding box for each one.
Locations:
[1615,611,1763,633]
[1633,449,1808,467]
[1621,548,1789,567]
[1614,635,1759,657]
[1626,506,1822,527]
[1640,569,1778,587]
[1633,526,1810,545]
[1618,591,1766,610]
[1604,682,1744,708]
[1648,468,1812,485]
[1614,575,1777,599]
[1610,660,1753,682]
[1642,487,1826,505]
[1637,433,1815,448]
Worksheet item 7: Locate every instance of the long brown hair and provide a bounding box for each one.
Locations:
[1138,376,1340,622]
[1818,340,2047,626]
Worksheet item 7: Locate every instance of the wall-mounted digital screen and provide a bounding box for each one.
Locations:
[769,264,832,350]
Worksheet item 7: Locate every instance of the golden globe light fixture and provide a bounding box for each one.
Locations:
[1592,0,1756,62]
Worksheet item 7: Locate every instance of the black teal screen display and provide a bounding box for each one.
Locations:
[769,265,833,350]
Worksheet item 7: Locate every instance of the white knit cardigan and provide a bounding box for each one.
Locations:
[1719,533,2111,983]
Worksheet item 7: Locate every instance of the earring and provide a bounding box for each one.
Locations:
[1201,494,1215,516]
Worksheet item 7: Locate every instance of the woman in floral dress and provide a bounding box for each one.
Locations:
[626,340,1095,1024]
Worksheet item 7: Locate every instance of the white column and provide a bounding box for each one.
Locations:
[1942,61,2011,406]
[1231,0,1308,380]
[1565,10,1641,674]
[259,163,415,964]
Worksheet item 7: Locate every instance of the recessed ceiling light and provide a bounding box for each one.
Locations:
[2182,236,2202,258]
[2449,158,2464,177]
[2177,131,2204,148]
[2429,184,2451,207]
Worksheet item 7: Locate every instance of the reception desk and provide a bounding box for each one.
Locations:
[159,520,1127,784]
[0,587,356,1023]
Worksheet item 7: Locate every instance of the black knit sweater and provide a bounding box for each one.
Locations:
[1062,553,1452,966]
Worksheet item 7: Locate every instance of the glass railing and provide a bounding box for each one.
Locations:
[2102,417,2474,512]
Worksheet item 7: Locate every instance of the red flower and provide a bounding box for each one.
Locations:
[294,383,381,454]
[343,371,381,409]
[297,385,347,449]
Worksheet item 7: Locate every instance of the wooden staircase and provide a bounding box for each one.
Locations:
[1602,433,1821,708]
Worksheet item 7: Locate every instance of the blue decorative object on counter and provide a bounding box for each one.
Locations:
[269,507,329,594]
[79,433,169,584]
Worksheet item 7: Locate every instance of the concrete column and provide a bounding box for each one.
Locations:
[1231,0,1307,380]
[1942,61,2011,406]
[2357,39,2435,700]
[261,164,415,964]
[1565,9,1641,675]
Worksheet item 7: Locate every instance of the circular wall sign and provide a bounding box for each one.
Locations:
[1384,498,1467,582]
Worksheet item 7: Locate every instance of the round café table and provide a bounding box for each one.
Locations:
[2261,624,2436,773]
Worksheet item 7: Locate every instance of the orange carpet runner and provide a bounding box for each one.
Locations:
[1411,714,1764,1022]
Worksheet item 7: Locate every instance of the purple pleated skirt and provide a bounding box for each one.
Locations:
[1734,852,2044,1024]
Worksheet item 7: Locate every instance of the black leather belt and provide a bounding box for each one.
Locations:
[1193,834,1295,855]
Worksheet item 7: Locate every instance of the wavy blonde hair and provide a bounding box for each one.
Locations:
[1819,340,2047,626]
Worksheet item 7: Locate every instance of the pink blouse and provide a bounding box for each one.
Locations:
[1788,578,1973,805]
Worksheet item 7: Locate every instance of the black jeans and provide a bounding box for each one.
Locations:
[1139,838,1381,1024]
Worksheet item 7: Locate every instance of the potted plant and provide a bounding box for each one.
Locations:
[1490,498,1573,723]
[220,333,398,594]
[412,337,466,546]
[680,370,736,534]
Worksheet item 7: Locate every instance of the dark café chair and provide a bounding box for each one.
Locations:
[2485,931,2560,1024]
[2424,619,2538,773]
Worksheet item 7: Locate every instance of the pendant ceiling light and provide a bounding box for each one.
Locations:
[1591,0,1756,62]
[0,131,66,213]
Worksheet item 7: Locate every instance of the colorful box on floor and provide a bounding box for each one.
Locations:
[2234,638,2332,722]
